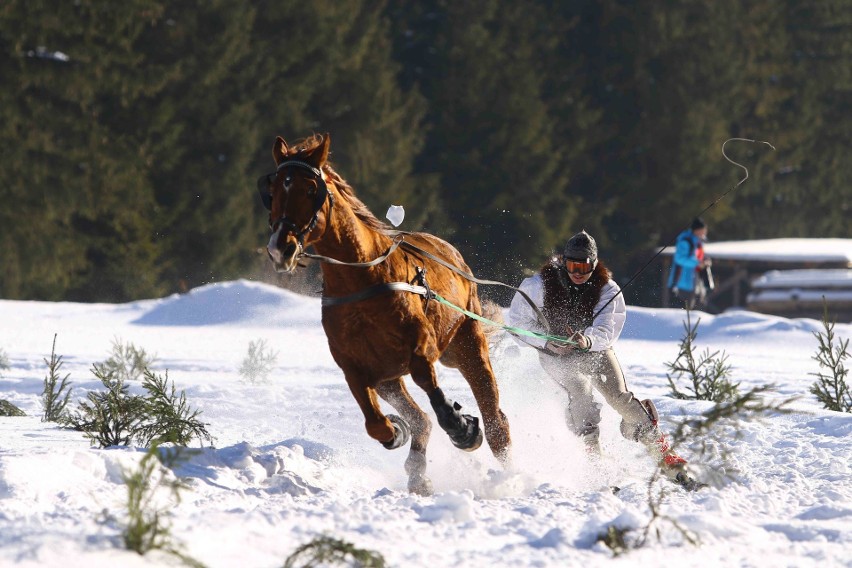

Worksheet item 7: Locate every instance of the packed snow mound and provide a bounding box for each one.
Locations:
[132,279,320,327]
[622,306,823,342]
[173,440,343,496]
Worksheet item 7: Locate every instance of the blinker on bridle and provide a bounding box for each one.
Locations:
[257,159,335,246]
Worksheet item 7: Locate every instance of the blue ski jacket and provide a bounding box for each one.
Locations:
[667,230,703,292]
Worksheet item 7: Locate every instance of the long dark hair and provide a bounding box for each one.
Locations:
[539,259,611,335]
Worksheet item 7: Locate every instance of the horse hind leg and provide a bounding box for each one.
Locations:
[409,356,484,453]
[376,379,434,495]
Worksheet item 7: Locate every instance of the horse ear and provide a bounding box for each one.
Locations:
[273,136,289,164]
[306,133,331,168]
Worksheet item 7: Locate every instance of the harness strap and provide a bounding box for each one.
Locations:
[397,240,553,335]
[322,284,577,348]
[304,232,562,343]
[321,282,428,307]
[413,266,432,312]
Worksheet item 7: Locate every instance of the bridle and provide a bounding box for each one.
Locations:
[258,159,335,250]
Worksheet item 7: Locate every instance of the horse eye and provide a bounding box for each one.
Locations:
[283,176,293,189]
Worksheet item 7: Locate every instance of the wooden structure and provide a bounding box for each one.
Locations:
[746,269,852,320]
[659,239,852,315]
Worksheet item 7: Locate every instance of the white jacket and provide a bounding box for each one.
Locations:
[506,273,626,352]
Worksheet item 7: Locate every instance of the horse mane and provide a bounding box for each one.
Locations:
[289,134,394,235]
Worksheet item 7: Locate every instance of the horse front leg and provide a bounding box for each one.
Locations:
[376,378,433,495]
[346,380,410,451]
[409,356,484,452]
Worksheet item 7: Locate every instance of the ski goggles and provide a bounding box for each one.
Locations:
[564,259,597,275]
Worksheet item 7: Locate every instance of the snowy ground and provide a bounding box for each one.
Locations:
[1,279,851,567]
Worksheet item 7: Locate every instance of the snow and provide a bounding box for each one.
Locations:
[661,238,852,264]
[26,46,70,62]
[746,270,852,314]
[751,269,852,290]
[2,279,852,567]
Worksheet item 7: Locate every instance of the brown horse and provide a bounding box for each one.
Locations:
[258,133,511,494]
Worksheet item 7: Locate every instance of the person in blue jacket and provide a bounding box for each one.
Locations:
[668,217,711,310]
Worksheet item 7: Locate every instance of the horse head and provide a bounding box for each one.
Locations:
[258,133,334,273]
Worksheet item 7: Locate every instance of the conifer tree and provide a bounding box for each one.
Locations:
[0,1,168,300]
[387,1,578,291]
[252,0,432,229]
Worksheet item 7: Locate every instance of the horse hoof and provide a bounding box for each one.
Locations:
[461,424,484,452]
[408,475,434,496]
[381,414,411,450]
[451,415,483,452]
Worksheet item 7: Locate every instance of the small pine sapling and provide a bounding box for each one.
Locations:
[121,444,204,567]
[809,299,851,413]
[666,310,739,402]
[65,363,214,449]
[0,400,26,417]
[239,339,278,384]
[0,348,16,415]
[284,535,386,568]
[0,347,9,376]
[101,337,157,382]
[42,334,73,422]
[136,370,215,447]
[63,363,146,448]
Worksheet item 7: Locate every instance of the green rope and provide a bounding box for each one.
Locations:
[431,292,578,346]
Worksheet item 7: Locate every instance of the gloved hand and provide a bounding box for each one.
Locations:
[570,331,590,351]
[545,340,573,355]
[545,329,590,354]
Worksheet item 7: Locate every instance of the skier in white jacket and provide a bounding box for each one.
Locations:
[507,230,701,489]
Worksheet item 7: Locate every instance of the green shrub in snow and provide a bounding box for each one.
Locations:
[283,535,386,568]
[239,338,278,384]
[42,334,73,422]
[120,444,204,567]
[810,300,851,413]
[0,399,25,416]
[64,364,213,449]
[100,337,157,382]
[665,310,739,402]
[0,347,9,375]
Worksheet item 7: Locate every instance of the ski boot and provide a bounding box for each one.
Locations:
[580,429,601,457]
[637,400,707,492]
[656,435,707,491]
